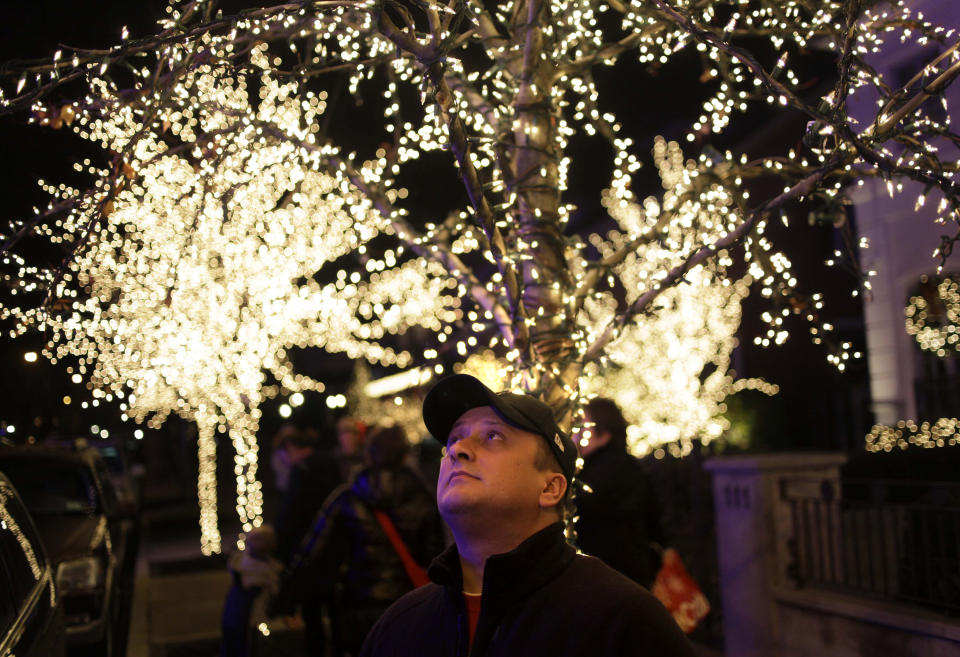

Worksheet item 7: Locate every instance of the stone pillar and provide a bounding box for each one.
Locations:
[704,453,847,657]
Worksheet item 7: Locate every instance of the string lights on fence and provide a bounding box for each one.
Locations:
[866,418,960,453]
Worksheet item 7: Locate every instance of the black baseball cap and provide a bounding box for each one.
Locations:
[422,374,578,481]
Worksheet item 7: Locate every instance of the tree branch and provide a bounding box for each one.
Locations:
[378,3,527,346]
[649,0,831,127]
[332,153,515,345]
[866,53,960,138]
[240,119,514,344]
[583,154,848,362]
[0,2,374,115]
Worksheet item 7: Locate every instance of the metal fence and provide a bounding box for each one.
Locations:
[782,477,960,615]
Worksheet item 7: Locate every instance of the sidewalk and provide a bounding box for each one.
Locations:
[127,503,233,657]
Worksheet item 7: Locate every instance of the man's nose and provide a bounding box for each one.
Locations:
[447,436,474,461]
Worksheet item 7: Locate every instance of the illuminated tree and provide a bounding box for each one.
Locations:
[2,0,958,549]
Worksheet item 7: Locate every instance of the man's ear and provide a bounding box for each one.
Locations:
[539,473,567,509]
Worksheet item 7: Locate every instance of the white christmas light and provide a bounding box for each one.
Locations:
[0,0,957,554]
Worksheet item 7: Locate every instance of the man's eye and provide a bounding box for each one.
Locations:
[486,431,504,442]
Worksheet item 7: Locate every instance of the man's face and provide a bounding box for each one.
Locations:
[337,427,359,455]
[437,406,550,521]
[285,443,312,465]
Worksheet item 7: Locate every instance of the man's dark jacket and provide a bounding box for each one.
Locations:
[576,442,663,587]
[358,523,695,657]
[275,448,343,560]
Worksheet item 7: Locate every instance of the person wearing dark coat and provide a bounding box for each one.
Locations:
[335,416,367,481]
[277,424,445,656]
[575,397,664,587]
[273,426,343,562]
[219,525,283,657]
[358,374,694,657]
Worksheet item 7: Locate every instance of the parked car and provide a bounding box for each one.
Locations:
[46,437,143,568]
[0,446,131,656]
[41,437,142,520]
[86,437,144,519]
[0,472,67,657]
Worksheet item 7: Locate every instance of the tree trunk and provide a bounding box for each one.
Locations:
[510,0,579,418]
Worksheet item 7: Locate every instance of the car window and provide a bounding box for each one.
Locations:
[0,459,98,515]
[0,480,44,631]
[1,485,47,573]
[96,445,126,475]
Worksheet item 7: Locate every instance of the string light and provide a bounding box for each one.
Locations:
[905,274,960,356]
[0,0,957,555]
[866,274,960,454]
[574,138,777,458]
[866,418,960,452]
[0,45,458,553]
[347,362,428,443]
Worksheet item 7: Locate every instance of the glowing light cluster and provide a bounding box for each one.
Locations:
[0,0,958,557]
[346,362,428,444]
[575,138,776,457]
[866,417,960,452]
[872,273,960,455]
[447,135,781,457]
[905,275,960,356]
[1,45,458,552]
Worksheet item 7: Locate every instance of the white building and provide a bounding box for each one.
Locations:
[851,0,960,430]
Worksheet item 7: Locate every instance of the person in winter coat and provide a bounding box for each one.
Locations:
[277,423,445,656]
[220,525,284,657]
[575,397,665,587]
[358,374,695,657]
[335,416,367,481]
[274,426,343,561]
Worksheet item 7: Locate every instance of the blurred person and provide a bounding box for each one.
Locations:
[276,424,444,656]
[413,436,443,495]
[220,524,284,657]
[274,425,343,561]
[359,374,694,657]
[335,416,367,480]
[270,423,301,495]
[575,397,664,587]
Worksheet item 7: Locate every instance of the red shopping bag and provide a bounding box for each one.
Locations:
[651,548,710,633]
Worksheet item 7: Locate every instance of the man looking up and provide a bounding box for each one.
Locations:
[359,374,694,657]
